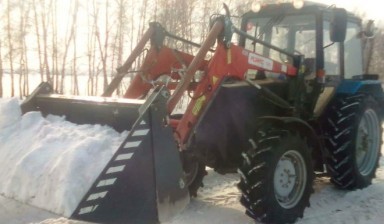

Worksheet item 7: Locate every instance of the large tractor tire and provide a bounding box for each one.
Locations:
[238,126,314,224]
[323,94,382,189]
[171,114,207,197]
[181,151,207,197]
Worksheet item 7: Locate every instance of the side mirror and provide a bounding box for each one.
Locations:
[330,8,347,42]
[363,20,375,38]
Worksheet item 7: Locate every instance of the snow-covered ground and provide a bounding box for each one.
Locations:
[1,97,384,224]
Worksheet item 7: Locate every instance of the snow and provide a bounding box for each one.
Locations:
[0,98,126,217]
[1,97,384,224]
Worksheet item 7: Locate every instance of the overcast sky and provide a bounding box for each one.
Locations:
[312,0,382,25]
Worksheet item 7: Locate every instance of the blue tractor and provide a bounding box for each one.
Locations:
[233,1,384,223]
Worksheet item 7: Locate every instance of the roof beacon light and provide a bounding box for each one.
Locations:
[252,2,262,13]
[293,0,304,9]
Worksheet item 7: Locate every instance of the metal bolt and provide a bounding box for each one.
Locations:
[179,179,185,189]
[161,90,170,99]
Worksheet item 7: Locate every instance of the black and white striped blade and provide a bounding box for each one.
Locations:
[70,108,189,224]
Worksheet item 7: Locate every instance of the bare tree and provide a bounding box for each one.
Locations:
[72,21,79,95]
[6,0,15,96]
[59,0,79,93]
[18,2,31,97]
[0,41,3,97]
[50,0,59,91]
[129,0,136,53]
[87,0,98,96]
[95,1,111,92]
[41,0,51,83]
[32,0,44,82]
[370,30,384,76]
[110,0,128,95]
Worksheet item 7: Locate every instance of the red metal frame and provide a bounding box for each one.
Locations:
[124,46,207,98]
[175,41,297,146]
[111,20,297,148]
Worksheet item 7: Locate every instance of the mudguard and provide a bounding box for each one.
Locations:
[336,80,383,96]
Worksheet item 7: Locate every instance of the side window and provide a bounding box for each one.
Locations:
[323,21,339,75]
[245,21,268,56]
[344,22,363,78]
[295,30,316,58]
[269,27,289,62]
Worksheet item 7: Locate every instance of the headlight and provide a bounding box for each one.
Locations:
[293,0,304,9]
[252,2,262,13]
[252,0,304,12]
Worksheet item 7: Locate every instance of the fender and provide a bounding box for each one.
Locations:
[255,116,325,168]
[336,80,384,117]
[336,80,383,96]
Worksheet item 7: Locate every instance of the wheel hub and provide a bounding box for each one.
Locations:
[274,159,296,197]
[273,150,307,209]
[356,109,380,176]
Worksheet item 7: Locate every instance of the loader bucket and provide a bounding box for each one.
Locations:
[20,82,189,224]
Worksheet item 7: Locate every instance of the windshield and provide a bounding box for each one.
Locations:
[245,14,316,63]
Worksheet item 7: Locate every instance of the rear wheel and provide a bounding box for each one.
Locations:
[323,94,382,189]
[238,126,314,224]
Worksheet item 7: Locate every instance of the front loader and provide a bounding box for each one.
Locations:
[19,1,384,224]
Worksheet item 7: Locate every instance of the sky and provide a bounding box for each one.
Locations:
[312,0,383,25]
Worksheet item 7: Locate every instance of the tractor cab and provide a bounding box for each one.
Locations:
[239,1,366,116]
[239,1,363,78]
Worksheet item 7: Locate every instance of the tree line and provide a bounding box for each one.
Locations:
[0,0,382,98]
[0,0,228,97]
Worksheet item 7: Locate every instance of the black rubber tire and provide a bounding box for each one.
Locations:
[238,126,314,224]
[181,151,207,197]
[187,163,207,197]
[323,94,382,189]
[171,114,208,197]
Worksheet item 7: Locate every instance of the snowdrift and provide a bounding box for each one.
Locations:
[0,98,126,216]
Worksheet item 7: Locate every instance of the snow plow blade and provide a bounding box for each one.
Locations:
[21,82,189,224]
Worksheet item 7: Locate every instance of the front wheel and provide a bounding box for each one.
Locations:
[238,126,314,224]
[181,151,207,197]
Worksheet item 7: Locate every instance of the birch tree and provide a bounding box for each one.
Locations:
[6,0,15,96]
[59,0,79,93]
[0,41,3,97]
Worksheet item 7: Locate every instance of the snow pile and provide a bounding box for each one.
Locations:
[0,98,127,217]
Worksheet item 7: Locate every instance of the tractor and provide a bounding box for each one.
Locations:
[20,1,383,223]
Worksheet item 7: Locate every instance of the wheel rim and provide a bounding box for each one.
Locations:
[356,109,380,176]
[183,160,199,186]
[273,150,307,209]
